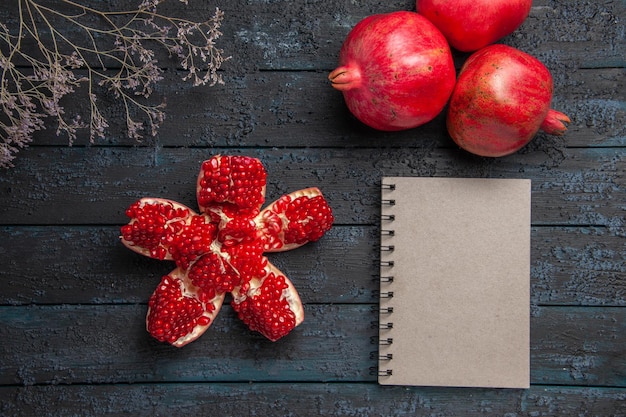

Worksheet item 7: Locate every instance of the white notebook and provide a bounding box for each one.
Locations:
[378,177,531,388]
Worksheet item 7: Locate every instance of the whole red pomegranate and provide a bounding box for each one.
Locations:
[416,0,532,52]
[121,155,334,346]
[328,11,456,131]
[446,44,570,157]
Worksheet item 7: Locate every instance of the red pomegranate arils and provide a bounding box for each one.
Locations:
[218,215,259,247]
[147,269,225,347]
[168,215,219,269]
[231,263,304,342]
[222,243,268,289]
[197,155,267,216]
[120,155,333,346]
[187,252,241,294]
[120,198,195,260]
[259,188,335,252]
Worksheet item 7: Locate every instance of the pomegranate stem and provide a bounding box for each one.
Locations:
[328,65,362,91]
[540,109,571,136]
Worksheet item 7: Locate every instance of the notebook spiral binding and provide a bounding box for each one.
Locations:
[370,320,393,330]
[376,181,396,378]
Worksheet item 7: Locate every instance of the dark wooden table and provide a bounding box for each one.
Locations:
[1,0,624,415]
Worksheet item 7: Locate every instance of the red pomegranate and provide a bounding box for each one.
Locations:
[328,11,456,131]
[416,0,532,52]
[121,155,334,346]
[446,44,570,157]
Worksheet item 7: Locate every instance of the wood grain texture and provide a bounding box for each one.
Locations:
[0,0,624,415]
[0,0,622,148]
[0,305,624,387]
[0,147,623,227]
[18,66,626,148]
[1,384,625,417]
[3,0,621,70]
[1,226,623,306]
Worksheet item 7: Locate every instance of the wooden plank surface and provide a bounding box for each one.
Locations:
[1,384,625,417]
[0,0,623,149]
[13,66,626,148]
[0,0,624,415]
[0,147,623,226]
[2,0,622,70]
[1,225,624,306]
[0,305,624,386]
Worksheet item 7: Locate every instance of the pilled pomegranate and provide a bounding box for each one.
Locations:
[446,44,570,157]
[120,155,334,346]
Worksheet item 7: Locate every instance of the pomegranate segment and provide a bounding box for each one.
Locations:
[259,188,335,252]
[147,269,225,347]
[120,198,196,260]
[197,155,267,216]
[231,263,304,342]
[120,155,334,346]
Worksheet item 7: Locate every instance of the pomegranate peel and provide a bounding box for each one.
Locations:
[120,155,334,346]
[416,0,532,52]
[258,187,334,252]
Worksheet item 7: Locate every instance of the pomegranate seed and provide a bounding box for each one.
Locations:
[197,316,211,326]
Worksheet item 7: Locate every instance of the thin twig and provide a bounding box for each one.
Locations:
[0,0,229,168]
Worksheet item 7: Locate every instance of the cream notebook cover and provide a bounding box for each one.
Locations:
[378,177,531,388]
